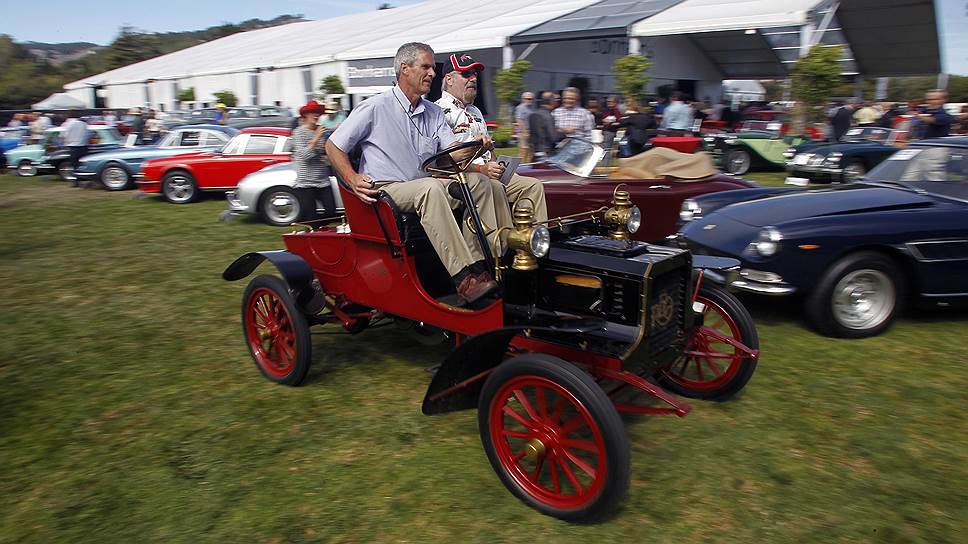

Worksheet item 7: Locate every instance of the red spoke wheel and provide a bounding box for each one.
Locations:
[479,354,629,522]
[660,283,759,401]
[242,275,312,386]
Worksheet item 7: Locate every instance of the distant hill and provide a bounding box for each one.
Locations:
[23,42,101,65]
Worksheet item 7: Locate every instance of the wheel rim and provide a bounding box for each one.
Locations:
[102,166,129,188]
[164,175,194,202]
[264,191,300,224]
[664,295,744,391]
[59,164,74,179]
[728,151,749,174]
[489,375,608,510]
[18,161,36,176]
[843,162,865,182]
[244,287,299,378]
[831,269,894,330]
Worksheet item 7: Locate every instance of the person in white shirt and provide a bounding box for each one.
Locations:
[103,110,117,127]
[435,52,547,230]
[61,112,89,186]
[552,87,594,140]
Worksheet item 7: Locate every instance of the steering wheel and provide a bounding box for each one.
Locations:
[421,139,491,177]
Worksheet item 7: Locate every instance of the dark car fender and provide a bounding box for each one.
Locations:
[222,251,317,311]
[691,255,741,286]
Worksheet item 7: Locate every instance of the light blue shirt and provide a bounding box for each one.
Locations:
[660,101,693,131]
[329,86,457,182]
[62,118,88,147]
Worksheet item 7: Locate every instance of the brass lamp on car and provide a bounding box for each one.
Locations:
[506,201,550,271]
[604,186,642,240]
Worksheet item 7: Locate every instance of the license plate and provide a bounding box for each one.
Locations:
[785,177,810,186]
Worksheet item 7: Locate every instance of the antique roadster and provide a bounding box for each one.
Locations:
[222,141,760,521]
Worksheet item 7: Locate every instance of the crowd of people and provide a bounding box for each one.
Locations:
[827,89,965,141]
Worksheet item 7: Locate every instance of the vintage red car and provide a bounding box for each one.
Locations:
[527,138,756,241]
[138,127,291,203]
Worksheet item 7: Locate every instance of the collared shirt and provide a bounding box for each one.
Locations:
[660,101,692,131]
[552,106,594,139]
[514,103,534,125]
[329,85,457,182]
[62,118,88,147]
[436,90,490,163]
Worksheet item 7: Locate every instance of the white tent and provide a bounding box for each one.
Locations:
[33,92,87,110]
[630,0,819,36]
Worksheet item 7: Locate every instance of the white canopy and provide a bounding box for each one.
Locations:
[32,92,87,110]
[630,0,820,36]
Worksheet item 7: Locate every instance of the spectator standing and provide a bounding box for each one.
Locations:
[529,91,559,159]
[29,114,46,143]
[853,101,880,126]
[829,100,856,142]
[617,98,657,156]
[127,108,145,144]
[61,112,88,187]
[654,96,668,115]
[878,102,900,129]
[587,97,604,129]
[552,87,594,140]
[7,113,24,128]
[213,103,229,125]
[145,110,163,144]
[603,96,622,125]
[292,100,336,222]
[514,91,535,162]
[321,99,346,130]
[952,105,968,135]
[918,89,953,139]
[103,110,117,127]
[659,91,693,135]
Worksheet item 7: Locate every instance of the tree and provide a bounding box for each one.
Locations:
[105,27,162,71]
[213,90,238,107]
[177,87,195,103]
[790,45,844,132]
[493,59,531,125]
[612,54,652,102]
[319,75,345,97]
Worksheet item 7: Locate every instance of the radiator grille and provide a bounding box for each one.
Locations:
[646,266,689,360]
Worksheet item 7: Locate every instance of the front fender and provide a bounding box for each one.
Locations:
[692,255,741,286]
[223,251,316,310]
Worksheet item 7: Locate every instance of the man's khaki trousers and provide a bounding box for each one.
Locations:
[485,174,548,250]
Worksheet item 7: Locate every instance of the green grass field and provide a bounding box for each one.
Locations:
[1,174,966,543]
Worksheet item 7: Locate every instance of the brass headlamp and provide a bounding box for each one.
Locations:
[604,185,642,240]
[505,200,550,271]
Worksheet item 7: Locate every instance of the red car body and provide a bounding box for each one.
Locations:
[525,139,756,242]
[138,127,291,195]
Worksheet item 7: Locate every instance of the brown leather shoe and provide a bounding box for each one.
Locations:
[456,273,499,305]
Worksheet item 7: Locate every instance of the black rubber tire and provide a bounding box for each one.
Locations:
[162,170,199,204]
[658,283,759,401]
[241,274,312,386]
[806,251,904,338]
[259,186,302,227]
[99,163,132,190]
[16,159,36,177]
[478,353,629,522]
[725,148,752,175]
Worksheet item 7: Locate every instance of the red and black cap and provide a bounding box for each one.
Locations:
[447,53,485,74]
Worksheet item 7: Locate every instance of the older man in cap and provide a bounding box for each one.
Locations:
[326,42,500,305]
[436,52,547,234]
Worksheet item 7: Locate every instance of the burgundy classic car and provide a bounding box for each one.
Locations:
[526,138,757,241]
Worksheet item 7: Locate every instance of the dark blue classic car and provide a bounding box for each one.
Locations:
[677,137,968,338]
[784,127,900,184]
[75,125,238,190]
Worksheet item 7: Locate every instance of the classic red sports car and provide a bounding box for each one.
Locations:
[138,127,292,203]
[526,138,756,241]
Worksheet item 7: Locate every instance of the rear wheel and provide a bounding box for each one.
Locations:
[260,186,302,226]
[162,170,198,204]
[725,148,751,175]
[100,164,132,190]
[479,354,629,522]
[242,274,312,385]
[17,160,37,177]
[659,283,759,401]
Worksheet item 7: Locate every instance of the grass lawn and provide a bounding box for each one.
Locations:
[1,174,966,543]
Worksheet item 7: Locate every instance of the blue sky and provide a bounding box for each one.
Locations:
[1,0,965,75]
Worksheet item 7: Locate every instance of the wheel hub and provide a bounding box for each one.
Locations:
[524,438,546,462]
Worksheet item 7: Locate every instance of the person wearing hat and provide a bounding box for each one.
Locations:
[326,42,500,305]
[435,52,547,234]
[292,100,336,222]
[321,98,346,130]
[214,103,229,125]
[127,107,145,145]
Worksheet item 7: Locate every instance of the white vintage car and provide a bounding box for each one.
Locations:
[224,162,344,226]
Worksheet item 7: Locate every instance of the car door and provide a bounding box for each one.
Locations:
[207,134,288,189]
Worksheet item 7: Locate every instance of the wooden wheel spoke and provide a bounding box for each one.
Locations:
[501,429,531,440]
[695,359,705,381]
[560,438,598,453]
[560,414,587,435]
[503,405,538,432]
[512,449,527,462]
[549,453,561,493]
[529,456,545,484]
[703,357,724,377]
[535,387,548,421]
[549,395,566,425]
[556,454,584,494]
[562,448,597,480]
[513,389,539,422]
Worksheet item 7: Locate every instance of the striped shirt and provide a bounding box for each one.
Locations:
[552,106,594,139]
[292,125,331,189]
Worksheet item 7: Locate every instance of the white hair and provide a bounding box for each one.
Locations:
[394,42,434,79]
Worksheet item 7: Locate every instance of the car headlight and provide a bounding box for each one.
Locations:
[807,154,826,166]
[751,227,782,257]
[680,199,702,222]
[725,138,738,145]
[823,152,843,167]
[529,225,550,258]
[783,148,796,160]
[627,206,641,233]
[704,137,715,143]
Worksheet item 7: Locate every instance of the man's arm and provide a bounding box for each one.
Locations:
[325,139,379,204]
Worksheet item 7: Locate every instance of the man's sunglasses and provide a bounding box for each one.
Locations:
[457,70,481,79]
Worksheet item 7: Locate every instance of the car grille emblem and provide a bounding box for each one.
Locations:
[651,292,675,328]
[703,224,717,230]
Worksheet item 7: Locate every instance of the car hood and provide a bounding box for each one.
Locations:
[715,185,935,227]
[804,141,885,157]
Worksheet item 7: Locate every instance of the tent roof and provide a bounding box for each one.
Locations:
[629,0,819,36]
[836,0,940,76]
[65,0,598,89]
[511,0,683,43]
[33,92,87,109]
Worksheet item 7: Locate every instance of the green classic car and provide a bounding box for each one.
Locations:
[703,121,809,175]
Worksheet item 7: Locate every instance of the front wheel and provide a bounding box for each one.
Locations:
[162,170,198,204]
[17,159,37,177]
[806,251,903,338]
[842,159,866,183]
[260,186,302,226]
[242,274,312,385]
[100,164,132,190]
[659,283,759,401]
[479,354,629,522]
[725,148,752,175]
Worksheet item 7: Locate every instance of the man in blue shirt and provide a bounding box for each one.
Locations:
[326,42,499,304]
[659,91,693,135]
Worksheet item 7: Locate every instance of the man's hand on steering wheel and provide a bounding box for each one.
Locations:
[348,172,379,204]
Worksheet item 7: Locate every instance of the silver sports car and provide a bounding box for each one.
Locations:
[224,162,344,226]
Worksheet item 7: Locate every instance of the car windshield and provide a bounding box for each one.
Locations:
[548,138,607,177]
[864,146,968,197]
[738,120,782,134]
[842,127,890,143]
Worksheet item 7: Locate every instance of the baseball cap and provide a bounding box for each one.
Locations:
[446,53,485,74]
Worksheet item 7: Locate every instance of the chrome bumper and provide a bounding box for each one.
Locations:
[225,191,250,213]
[730,279,797,295]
